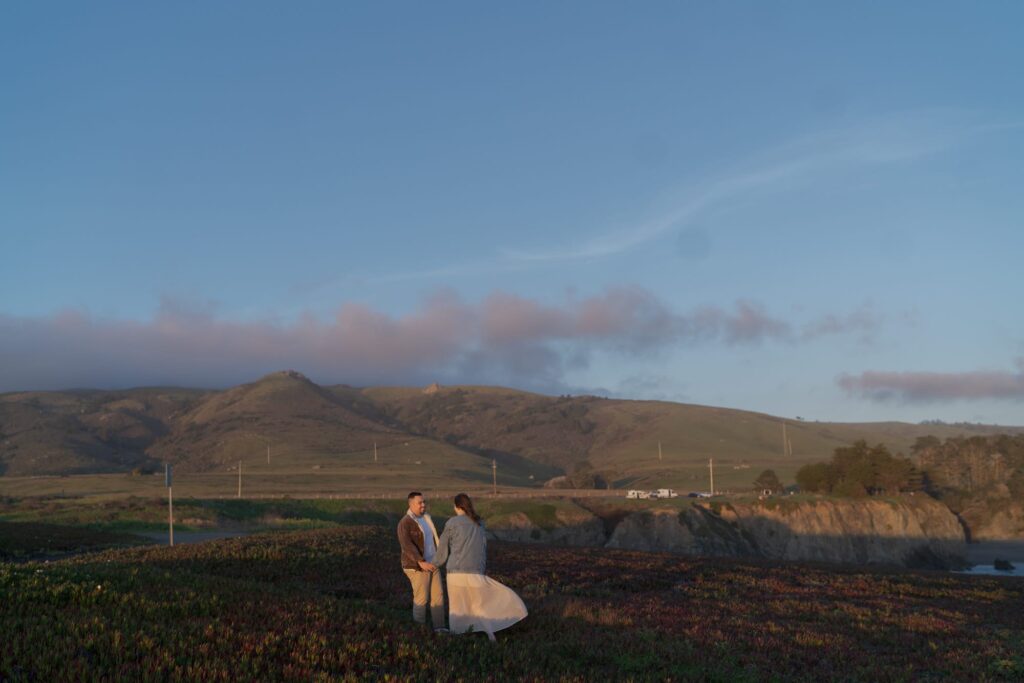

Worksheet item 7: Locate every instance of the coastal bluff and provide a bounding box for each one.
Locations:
[487,496,967,569]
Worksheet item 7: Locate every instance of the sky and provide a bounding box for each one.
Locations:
[2,2,1023,425]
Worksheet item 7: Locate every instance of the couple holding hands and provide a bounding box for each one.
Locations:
[397,492,527,641]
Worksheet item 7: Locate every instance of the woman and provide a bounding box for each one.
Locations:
[433,493,527,640]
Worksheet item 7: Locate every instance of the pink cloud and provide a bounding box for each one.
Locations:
[838,361,1024,402]
[685,300,791,344]
[0,287,878,392]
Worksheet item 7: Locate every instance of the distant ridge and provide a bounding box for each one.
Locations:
[1,372,1022,479]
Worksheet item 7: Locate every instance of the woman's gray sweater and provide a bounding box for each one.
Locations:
[434,514,487,574]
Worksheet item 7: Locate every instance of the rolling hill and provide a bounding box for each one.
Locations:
[2,372,1022,491]
[0,387,205,476]
[359,384,1024,489]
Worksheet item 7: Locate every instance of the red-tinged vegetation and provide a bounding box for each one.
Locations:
[0,520,143,561]
[2,526,1023,681]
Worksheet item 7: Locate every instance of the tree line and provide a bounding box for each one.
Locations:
[795,440,924,497]
[910,434,1024,509]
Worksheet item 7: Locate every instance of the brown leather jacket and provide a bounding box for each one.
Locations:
[397,514,436,570]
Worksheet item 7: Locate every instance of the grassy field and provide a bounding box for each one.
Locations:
[0,492,691,536]
[0,493,708,567]
[2,522,1023,681]
[0,448,798,503]
[0,435,547,501]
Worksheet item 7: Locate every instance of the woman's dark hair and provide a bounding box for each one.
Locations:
[454,493,481,525]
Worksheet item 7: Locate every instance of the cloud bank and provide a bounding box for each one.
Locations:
[0,287,876,393]
[838,360,1024,403]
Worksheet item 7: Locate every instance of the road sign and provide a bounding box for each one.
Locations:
[165,463,173,488]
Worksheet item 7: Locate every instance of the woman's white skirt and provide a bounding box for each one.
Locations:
[446,572,527,636]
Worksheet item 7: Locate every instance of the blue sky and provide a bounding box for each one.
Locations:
[2,2,1023,424]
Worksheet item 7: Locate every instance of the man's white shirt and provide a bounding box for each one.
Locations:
[409,510,438,563]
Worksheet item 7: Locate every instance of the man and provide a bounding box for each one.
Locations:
[397,491,446,632]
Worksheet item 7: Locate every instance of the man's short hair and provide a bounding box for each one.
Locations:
[408,491,423,501]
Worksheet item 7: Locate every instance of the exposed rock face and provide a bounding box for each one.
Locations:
[960,502,1024,540]
[604,505,758,557]
[484,496,967,568]
[487,511,607,547]
[607,497,967,569]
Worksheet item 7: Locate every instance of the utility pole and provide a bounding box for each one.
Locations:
[237,461,242,499]
[165,463,174,547]
[374,442,378,463]
[709,458,715,496]
[782,423,789,457]
[267,443,270,466]
[658,441,663,462]
[492,458,497,495]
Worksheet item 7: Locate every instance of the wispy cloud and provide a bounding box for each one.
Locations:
[502,109,1016,264]
[838,359,1024,402]
[294,110,1018,291]
[501,157,813,263]
[800,304,883,343]
[0,288,878,393]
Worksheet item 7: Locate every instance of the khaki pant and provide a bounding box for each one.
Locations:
[403,568,445,628]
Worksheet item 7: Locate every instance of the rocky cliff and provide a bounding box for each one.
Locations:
[489,496,968,569]
[486,507,606,547]
[960,501,1024,540]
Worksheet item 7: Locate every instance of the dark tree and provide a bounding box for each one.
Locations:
[796,462,833,493]
[753,469,783,493]
[795,440,918,496]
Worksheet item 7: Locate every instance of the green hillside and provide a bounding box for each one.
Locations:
[2,373,1022,494]
[361,384,1024,491]
[0,387,205,476]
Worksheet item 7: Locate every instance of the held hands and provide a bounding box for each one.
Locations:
[418,561,437,572]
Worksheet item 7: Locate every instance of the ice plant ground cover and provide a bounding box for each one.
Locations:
[2,526,1023,681]
[0,520,146,561]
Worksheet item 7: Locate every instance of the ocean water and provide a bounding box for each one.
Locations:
[955,540,1024,578]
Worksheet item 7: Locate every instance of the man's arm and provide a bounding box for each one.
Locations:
[398,519,435,571]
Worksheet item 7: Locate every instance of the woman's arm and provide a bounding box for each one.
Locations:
[433,523,453,568]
